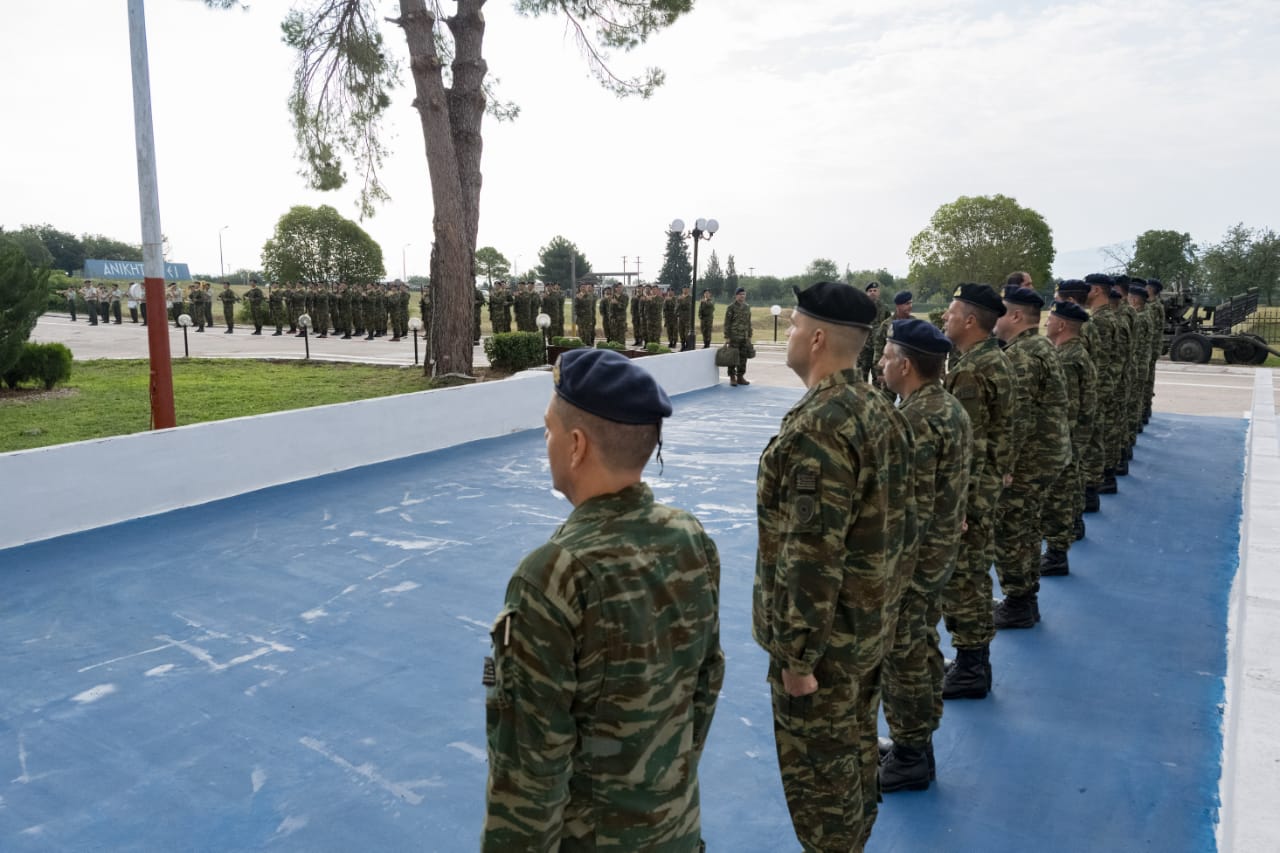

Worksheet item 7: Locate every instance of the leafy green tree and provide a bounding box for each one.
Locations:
[700,249,725,297]
[408,274,430,291]
[1129,229,1197,291]
[17,224,84,274]
[81,234,143,262]
[907,194,1055,295]
[1201,224,1280,304]
[260,204,385,285]
[0,246,50,377]
[804,258,840,282]
[657,230,691,291]
[224,0,692,377]
[475,246,511,285]
[844,268,896,290]
[0,229,54,268]
[535,236,591,287]
[725,254,739,297]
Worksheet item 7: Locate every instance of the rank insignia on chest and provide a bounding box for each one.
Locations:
[482,656,496,687]
[794,469,817,494]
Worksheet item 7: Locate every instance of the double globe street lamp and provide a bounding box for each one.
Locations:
[669,218,719,351]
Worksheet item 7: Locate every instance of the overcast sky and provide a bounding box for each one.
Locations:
[2,0,1277,282]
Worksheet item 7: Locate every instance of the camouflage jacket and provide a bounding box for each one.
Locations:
[753,368,915,681]
[899,382,972,597]
[1129,304,1152,373]
[724,301,752,345]
[483,483,724,852]
[1056,335,1098,461]
[1002,328,1071,480]
[943,336,1015,518]
[1112,303,1135,377]
[1089,304,1122,394]
[1146,300,1165,362]
[698,300,715,326]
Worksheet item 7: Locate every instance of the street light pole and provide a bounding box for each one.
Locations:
[219,225,229,279]
[402,242,412,282]
[669,218,719,351]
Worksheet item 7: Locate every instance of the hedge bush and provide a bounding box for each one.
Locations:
[551,336,585,348]
[3,342,73,390]
[484,331,547,372]
[595,340,626,351]
[645,342,672,354]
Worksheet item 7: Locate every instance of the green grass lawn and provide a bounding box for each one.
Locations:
[0,359,437,453]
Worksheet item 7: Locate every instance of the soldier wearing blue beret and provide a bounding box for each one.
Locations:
[483,348,725,851]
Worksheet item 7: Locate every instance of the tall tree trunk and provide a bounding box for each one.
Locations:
[399,0,478,376]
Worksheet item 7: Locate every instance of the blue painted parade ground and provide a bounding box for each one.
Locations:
[0,386,1244,851]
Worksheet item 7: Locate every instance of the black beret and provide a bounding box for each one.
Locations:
[734,287,745,295]
[1109,286,1124,300]
[793,281,876,329]
[1002,282,1022,299]
[865,281,881,292]
[887,318,952,355]
[1128,284,1149,299]
[893,290,913,305]
[1114,274,1132,286]
[1084,273,1114,287]
[1148,278,1164,292]
[1130,276,1148,286]
[1004,287,1045,309]
[553,349,672,425]
[951,283,1007,316]
[1057,279,1090,299]
[1051,300,1090,323]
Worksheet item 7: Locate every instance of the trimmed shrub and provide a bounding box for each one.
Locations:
[550,336,585,348]
[3,342,73,389]
[484,331,547,372]
[645,342,672,354]
[595,340,626,351]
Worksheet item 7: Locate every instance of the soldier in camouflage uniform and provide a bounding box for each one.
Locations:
[677,289,693,350]
[267,284,285,335]
[991,287,1070,629]
[1144,279,1166,422]
[699,290,715,349]
[870,291,913,401]
[218,282,239,333]
[939,284,1016,699]
[857,282,890,382]
[312,285,331,338]
[574,283,597,345]
[1040,300,1097,576]
[245,281,265,334]
[723,287,754,386]
[662,289,678,348]
[473,285,485,344]
[1126,281,1153,439]
[646,286,664,347]
[630,284,643,346]
[488,282,511,335]
[1082,274,1122,499]
[418,285,432,338]
[1105,280,1136,479]
[754,282,913,852]
[876,319,971,793]
[483,348,723,852]
[187,283,205,332]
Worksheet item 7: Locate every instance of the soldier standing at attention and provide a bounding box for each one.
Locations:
[871,291,913,400]
[1039,300,1097,576]
[482,348,724,851]
[65,284,79,321]
[84,282,99,326]
[754,282,913,852]
[313,285,331,338]
[219,282,240,333]
[109,285,124,324]
[630,284,643,346]
[245,280,265,334]
[268,284,285,335]
[699,289,715,348]
[876,318,971,793]
[473,285,485,344]
[991,287,1071,629]
[1083,274,1121,498]
[1144,279,1166,423]
[1106,280,1135,478]
[189,283,206,332]
[662,288,678,348]
[723,287,754,386]
[677,288,693,350]
[1126,281,1152,441]
[857,281,889,381]
[939,284,1015,700]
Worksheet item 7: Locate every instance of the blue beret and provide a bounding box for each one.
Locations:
[1051,300,1090,323]
[553,349,672,425]
[893,290,913,305]
[793,281,876,328]
[1057,279,1090,299]
[1128,284,1149,299]
[1084,273,1114,287]
[952,283,1006,316]
[734,287,745,295]
[1004,287,1045,309]
[887,318,951,355]
[1148,278,1164,292]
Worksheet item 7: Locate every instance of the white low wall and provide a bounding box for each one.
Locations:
[1219,368,1280,852]
[0,348,718,551]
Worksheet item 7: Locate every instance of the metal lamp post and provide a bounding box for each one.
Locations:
[402,242,412,282]
[669,218,719,351]
[219,225,229,278]
[408,316,423,365]
[178,313,191,357]
[298,313,311,361]
[771,304,782,341]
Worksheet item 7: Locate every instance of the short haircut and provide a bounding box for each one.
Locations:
[1007,271,1031,287]
[551,396,659,471]
[898,345,947,381]
[954,300,998,333]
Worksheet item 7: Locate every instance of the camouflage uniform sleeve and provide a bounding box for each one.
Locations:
[772,428,863,677]
[693,531,725,755]
[483,544,581,852]
[1061,352,1081,427]
[1076,352,1098,458]
[946,370,988,508]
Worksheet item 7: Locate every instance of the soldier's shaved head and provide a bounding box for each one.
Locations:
[550,396,659,472]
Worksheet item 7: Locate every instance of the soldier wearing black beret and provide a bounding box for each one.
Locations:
[1142,279,1166,425]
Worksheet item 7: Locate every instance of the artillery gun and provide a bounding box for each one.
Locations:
[1161,287,1280,364]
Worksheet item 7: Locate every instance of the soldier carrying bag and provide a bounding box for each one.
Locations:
[715,344,740,368]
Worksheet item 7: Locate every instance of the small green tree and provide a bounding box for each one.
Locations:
[81,234,143,262]
[0,246,50,377]
[1131,230,1198,291]
[804,258,840,283]
[535,236,591,286]
[724,254,740,296]
[700,250,725,298]
[18,224,85,274]
[907,194,1055,293]
[1201,224,1280,304]
[657,230,691,291]
[261,205,385,285]
[475,246,511,285]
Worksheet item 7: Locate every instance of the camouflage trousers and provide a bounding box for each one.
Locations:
[995,473,1059,598]
[771,671,868,852]
[942,514,996,648]
[1042,455,1084,552]
[1129,359,1149,441]
[1145,356,1158,416]
[1107,368,1133,469]
[701,320,713,347]
[883,588,945,748]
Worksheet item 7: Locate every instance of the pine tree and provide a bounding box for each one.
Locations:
[725,254,740,296]
[701,250,726,298]
[657,231,692,292]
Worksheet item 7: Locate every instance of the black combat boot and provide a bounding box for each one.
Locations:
[1123,445,1133,462]
[879,737,937,780]
[1116,458,1129,476]
[993,593,1037,629]
[273,329,283,336]
[1073,515,1086,541]
[342,332,352,340]
[879,743,931,793]
[1099,470,1118,494]
[1040,548,1069,577]
[1083,486,1100,513]
[942,646,989,700]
